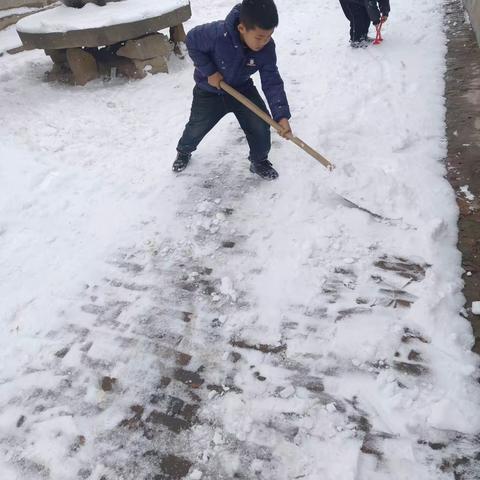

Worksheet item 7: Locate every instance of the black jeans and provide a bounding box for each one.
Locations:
[339,0,371,42]
[177,84,271,164]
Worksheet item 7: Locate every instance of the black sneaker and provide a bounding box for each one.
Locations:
[172,151,191,172]
[350,40,369,49]
[249,159,279,180]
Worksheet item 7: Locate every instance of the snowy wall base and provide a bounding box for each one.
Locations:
[464,0,480,45]
[45,31,181,85]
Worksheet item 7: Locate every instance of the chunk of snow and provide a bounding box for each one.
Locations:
[325,403,337,413]
[472,302,480,315]
[188,470,203,480]
[213,430,224,445]
[279,385,295,398]
[220,277,237,301]
[460,185,475,201]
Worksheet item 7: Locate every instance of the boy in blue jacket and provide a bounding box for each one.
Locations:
[173,0,292,180]
[339,0,390,47]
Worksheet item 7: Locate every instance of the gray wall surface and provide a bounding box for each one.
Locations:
[0,0,54,10]
[464,0,480,45]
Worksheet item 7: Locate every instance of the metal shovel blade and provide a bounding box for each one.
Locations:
[219,81,402,224]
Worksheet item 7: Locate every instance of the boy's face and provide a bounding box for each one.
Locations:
[237,23,274,52]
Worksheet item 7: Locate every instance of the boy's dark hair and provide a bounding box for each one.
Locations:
[240,0,279,31]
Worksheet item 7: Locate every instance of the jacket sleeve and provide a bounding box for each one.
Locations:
[185,23,219,78]
[364,0,381,25]
[379,0,390,16]
[259,44,291,122]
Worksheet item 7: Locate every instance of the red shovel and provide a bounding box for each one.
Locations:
[373,18,386,45]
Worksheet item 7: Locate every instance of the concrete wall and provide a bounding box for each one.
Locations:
[464,0,480,45]
[0,0,55,11]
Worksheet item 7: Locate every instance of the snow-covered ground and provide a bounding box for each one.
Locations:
[0,24,22,54]
[1,1,480,479]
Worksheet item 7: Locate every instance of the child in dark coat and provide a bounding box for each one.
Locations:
[173,0,292,180]
[339,0,390,47]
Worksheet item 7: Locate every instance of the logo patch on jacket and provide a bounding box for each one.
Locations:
[246,58,256,67]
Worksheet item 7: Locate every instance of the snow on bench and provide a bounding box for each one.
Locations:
[16,0,191,49]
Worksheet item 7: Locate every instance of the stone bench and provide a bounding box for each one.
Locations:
[16,0,192,84]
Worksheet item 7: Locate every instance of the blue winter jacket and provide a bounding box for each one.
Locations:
[185,4,291,122]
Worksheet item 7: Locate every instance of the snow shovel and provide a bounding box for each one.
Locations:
[220,81,398,224]
[220,81,334,171]
[373,18,385,45]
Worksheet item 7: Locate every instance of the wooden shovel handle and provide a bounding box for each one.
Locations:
[219,81,334,171]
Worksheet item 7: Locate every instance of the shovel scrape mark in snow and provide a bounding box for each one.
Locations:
[288,374,329,396]
[408,350,423,362]
[160,454,193,479]
[173,368,205,388]
[81,304,106,315]
[265,419,300,442]
[348,414,372,433]
[374,255,430,282]
[393,361,429,377]
[146,410,192,433]
[335,307,371,321]
[106,278,149,291]
[110,260,145,274]
[175,352,192,366]
[401,328,430,344]
[417,439,447,451]
[335,194,408,227]
[55,346,70,358]
[101,376,117,391]
[207,383,243,394]
[361,433,384,460]
[118,405,144,430]
[230,339,287,354]
[378,288,417,308]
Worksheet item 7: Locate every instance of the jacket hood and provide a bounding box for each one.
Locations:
[225,4,242,47]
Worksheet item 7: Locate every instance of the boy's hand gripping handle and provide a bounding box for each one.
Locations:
[219,81,334,171]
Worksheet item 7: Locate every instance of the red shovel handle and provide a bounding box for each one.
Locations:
[373,19,384,45]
